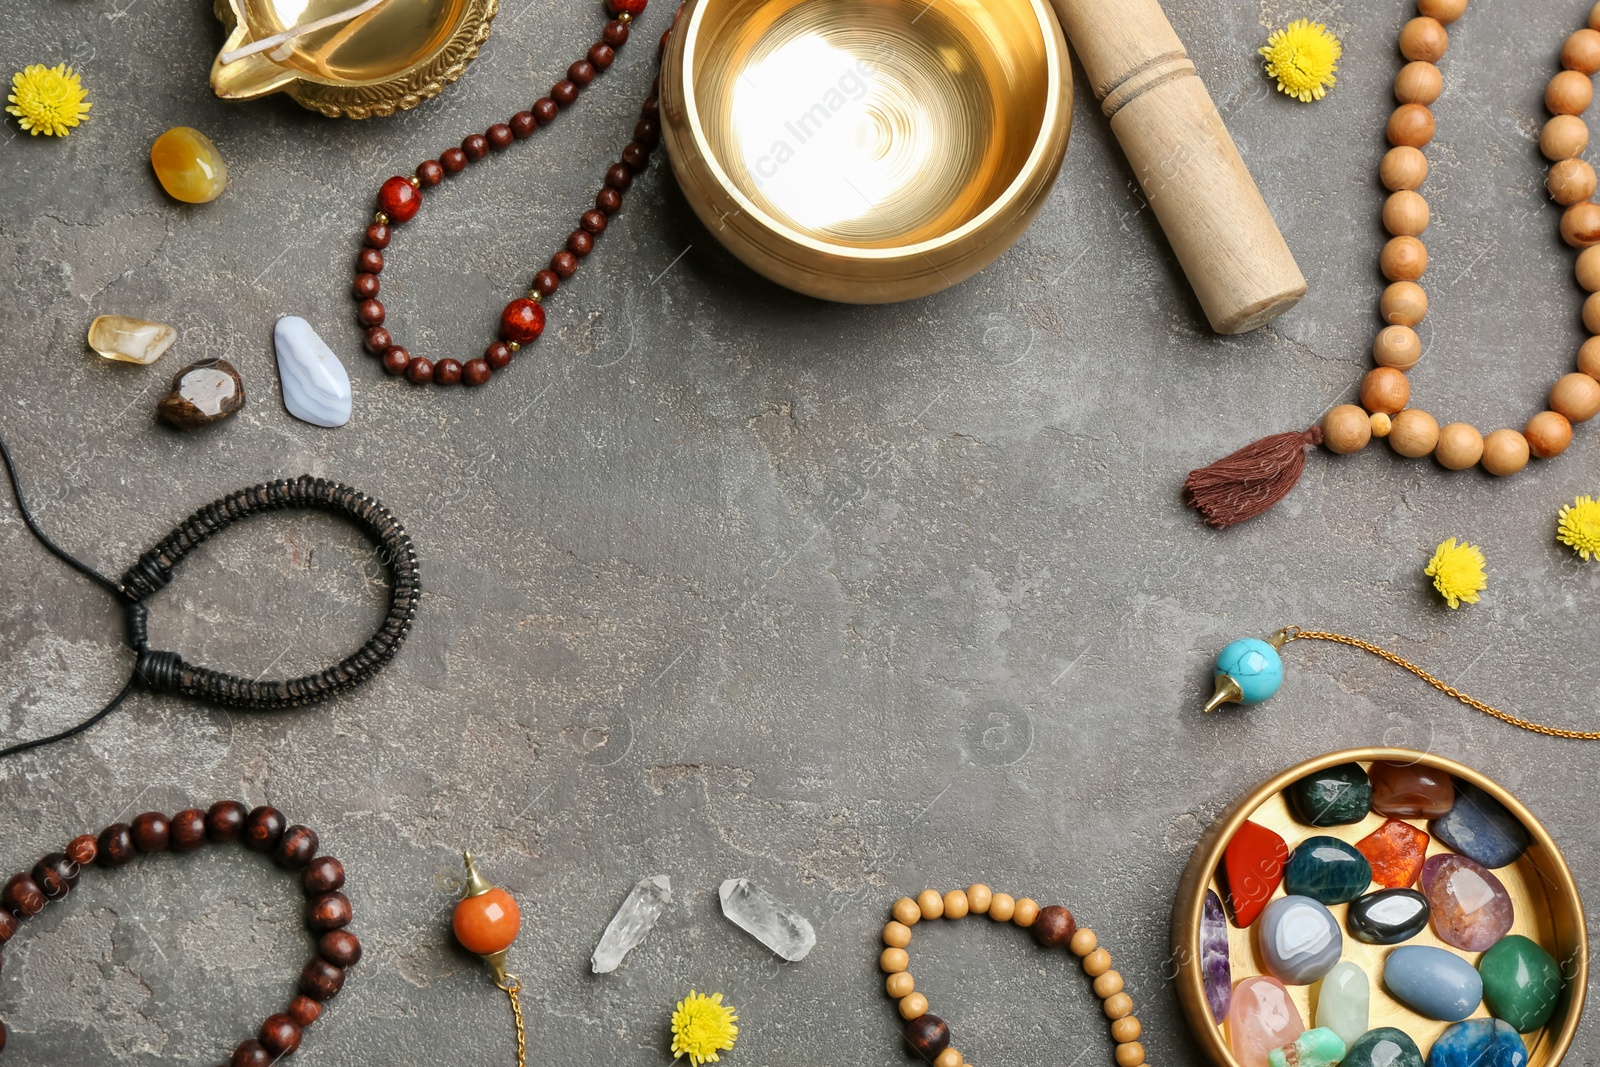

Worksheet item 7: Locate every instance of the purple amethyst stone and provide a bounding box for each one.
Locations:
[1202,888,1231,1021]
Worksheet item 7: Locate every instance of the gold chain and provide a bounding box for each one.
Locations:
[498,975,527,1067]
[1278,628,1600,740]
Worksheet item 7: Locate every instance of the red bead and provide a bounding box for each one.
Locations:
[905,1015,950,1063]
[485,342,513,370]
[232,1040,272,1067]
[463,359,493,387]
[205,801,247,843]
[532,270,560,296]
[319,929,363,968]
[288,995,323,1027]
[533,98,559,125]
[569,60,596,86]
[589,42,616,69]
[301,957,347,1000]
[275,826,319,869]
[580,209,607,235]
[608,0,647,15]
[260,1014,303,1056]
[486,123,513,150]
[603,19,630,46]
[0,911,15,943]
[308,891,353,931]
[356,299,385,327]
[2,875,44,917]
[66,835,97,867]
[440,147,468,173]
[30,855,75,899]
[605,163,633,191]
[98,824,136,866]
[634,118,659,147]
[417,160,445,187]
[357,248,384,274]
[641,94,659,120]
[377,176,421,224]
[244,806,286,853]
[461,133,488,160]
[1223,820,1290,927]
[364,222,391,249]
[596,187,623,214]
[434,358,463,386]
[170,809,208,851]
[621,140,650,169]
[352,273,380,299]
[567,230,595,256]
[362,326,393,355]
[405,357,434,384]
[304,857,346,896]
[552,80,579,106]
[131,812,170,853]
[510,111,537,138]
[382,346,411,375]
[550,251,578,277]
[1031,905,1076,947]
[500,298,546,344]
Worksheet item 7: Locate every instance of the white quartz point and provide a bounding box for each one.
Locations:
[719,878,816,961]
[274,315,351,427]
[591,875,672,973]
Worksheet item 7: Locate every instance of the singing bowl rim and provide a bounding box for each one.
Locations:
[1170,747,1587,1067]
[667,0,1071,264]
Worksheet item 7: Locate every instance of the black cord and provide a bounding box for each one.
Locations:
[0,678,136,760]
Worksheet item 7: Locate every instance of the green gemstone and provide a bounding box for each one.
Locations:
[1479,934,1562,1032]
[1268,1026,1347,1067]
[1288,763,1372,826]
[1343,1027,1423,1067]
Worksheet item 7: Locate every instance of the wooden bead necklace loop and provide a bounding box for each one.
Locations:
[1185,0,1600,527]
[348,0,671,389]
[882,887,1149,1067]
[0,802,361,1063]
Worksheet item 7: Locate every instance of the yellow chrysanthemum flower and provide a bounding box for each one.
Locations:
[1260,19,1342,103]
[1557,494,1600,560]
[1425,537,1487,609]
[7,63,91,137]
[670,991,739,1066]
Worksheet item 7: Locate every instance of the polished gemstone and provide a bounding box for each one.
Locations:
[1227,976,1305,1067]
[1284,836,1373,905]
[1347,888,1429,945]
[1259,895,1343,985]
[1288,763,1372,826]
[1430,1019,1529,1067]
[1369,760,1454,818]
[1355,819,1429,889]
[150,126,227,203]
[1314,961,1369,1048]
[1384,945,1483,1021]
[1429,781,1530,869]
[1422,854,1514,952]
[1343,1027,1423,1067]
[1202,888,1232,1023]
[1268,1026,1346,1067]
[157,359,244,428]
[1216,638,1284,704]
[1224,820,1291,927]
[274,316,352,428]
[1479,934,1561,1032]
[87,315,176,365]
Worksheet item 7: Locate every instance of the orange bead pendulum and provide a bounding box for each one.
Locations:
[453,853,527,1067]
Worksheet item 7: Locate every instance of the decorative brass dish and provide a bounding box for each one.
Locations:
[210,0,498,119]
[658,0,1072,303]
[1173,748,1586,1067]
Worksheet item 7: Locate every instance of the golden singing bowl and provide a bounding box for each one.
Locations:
[658,0,1072,302]
[1173,748,1587,1067]
[210,0,498,118]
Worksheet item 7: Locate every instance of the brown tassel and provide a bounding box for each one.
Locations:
[1182,424,1324,528]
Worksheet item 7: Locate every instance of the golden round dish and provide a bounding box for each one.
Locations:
[210,0,497,118]
[1173,748,1586,1067]
[658,0,1072,303]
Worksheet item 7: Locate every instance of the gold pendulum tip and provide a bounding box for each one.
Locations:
[1203,674,1244,714]
[462,851,493,898]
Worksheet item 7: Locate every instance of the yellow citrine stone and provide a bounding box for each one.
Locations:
[150,126,228,204]
[87,315,178,365]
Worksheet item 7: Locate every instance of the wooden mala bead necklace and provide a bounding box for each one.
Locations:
[882,887,1149,1067]
[1185,0,1600,527]
[349,0,669,389]
[0,802,361,1062]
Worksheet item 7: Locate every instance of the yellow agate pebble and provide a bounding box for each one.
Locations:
[150,127,228,204]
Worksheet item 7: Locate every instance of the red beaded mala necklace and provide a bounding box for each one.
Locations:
[0,802,360,1063]
[1184,0,1600,528]
[350,0,668,388]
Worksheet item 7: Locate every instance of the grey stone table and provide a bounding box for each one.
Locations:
[2,0,1597,1064]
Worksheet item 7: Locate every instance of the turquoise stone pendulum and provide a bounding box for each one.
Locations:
[1205,632,1288,713]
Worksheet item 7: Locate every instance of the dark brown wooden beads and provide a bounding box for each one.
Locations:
[65,835,97,867]
[231,1040,272,1067]
[1,876,44,917]
[0,912,17,944]
[1032,905,1077,948]
[131,811,170,853]
[288,995,323,1027]
[304,856,345,895]
[300,957,347,1000]
[308,891,353,931]
[259,1014,303,1056]
[319,929,363,968]
[30,854,76,899]
[905,1015,950,1061]
[206,801,247,843]
[97,823,136,866]
[244,806,286,852]
[275,826,320,868]
[170,809,208,851]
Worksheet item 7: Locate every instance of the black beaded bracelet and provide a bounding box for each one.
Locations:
[0,802,361,1063]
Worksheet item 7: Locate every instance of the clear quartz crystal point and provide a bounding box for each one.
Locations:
[590,875,672,973]
[718,877,816,961]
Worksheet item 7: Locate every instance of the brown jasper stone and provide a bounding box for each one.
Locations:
[66,835,97,867]
[1563,28,1600,75]
[1031,905,1077,948]
[288,994,323,1027]
[1551,372,1600,422]
[319,929,362,967]
[1542,115,1590,162]
[1548,69,1595,115]
[275,826,319,869]
[1548,159,1597,206]
[1322,404,1373,454]
[1418,0,1466,22]
[1382,236,1428,281]
[1566,202,1600,248]
[206,801,248,843]
[1435,422,1485,469]
[904,1014,950,1062]
[1387,103,1436,148]
[244,806,286,852]
[1399,17,1449,62]
[157,360,245,429]
[1382,281,1428,326]
[1389,409,1441,458]
[0,911,15,943]
[231,1040,272,1067]
[1525,410,1574,458]
[169,809,208,851]
[97,823,136,866]
[2,874,45,917]
[31,853,77,899]
[1361,367,1411,415]
[1394,62,1443,105]
[308,891,353,931]
[259,1014,303,1056]
[1480,429,1530,476]
[1374,325,1423,370]
[1381,146,1429,191]
[300,957,347,1000]
[1383,190,1430,236]
[130,811,170,853]
[303,856,345,896]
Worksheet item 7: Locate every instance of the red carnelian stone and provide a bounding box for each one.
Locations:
[377,177,421,224]
[499,299,546,344]
[608,0,648,14]
[1222,820,1290,928]
[1354,818,1430,889]
[453,886,521,954]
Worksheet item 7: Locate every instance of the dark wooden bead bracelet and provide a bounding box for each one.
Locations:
[0,802,361,1063]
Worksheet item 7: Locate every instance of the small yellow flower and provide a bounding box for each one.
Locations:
[670,990,739,1066]
[1260,19,1342,103]
[7,63,91,137]
[1425,537,1487,609]
[1557,494,1600,560]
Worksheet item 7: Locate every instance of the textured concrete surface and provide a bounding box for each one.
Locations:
[2,1,1599,1064]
